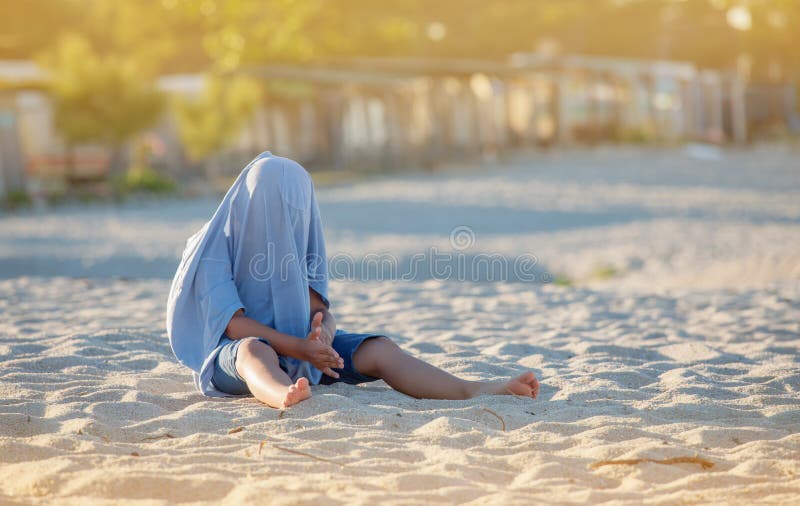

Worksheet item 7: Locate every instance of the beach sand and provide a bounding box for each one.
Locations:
[1,146,799,504]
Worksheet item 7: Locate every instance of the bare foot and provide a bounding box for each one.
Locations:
[281,377,311,408]
[473,372,539,399]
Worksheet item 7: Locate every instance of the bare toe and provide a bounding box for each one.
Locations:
[282,377,311,408]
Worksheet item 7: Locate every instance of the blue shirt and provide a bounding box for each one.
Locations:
[166,152,329,396]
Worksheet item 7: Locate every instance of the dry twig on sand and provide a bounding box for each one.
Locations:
[141,433,175,442]
[258,439,343,466]
[481,407,506,432]
[590,456,714,470]
[273,445,343,466]
[228,426,244,434]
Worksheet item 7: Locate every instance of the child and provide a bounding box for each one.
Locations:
[166,152,539,408]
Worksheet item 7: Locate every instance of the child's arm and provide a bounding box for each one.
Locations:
[309,288,336,346]
[225,310,302,356]
[225,310,343,375]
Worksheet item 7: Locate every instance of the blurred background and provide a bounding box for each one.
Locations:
[0,0,798,288]
[0,0,798,204]
[2,4,798,501]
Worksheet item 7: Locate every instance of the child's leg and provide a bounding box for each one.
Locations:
[235,339,310,408]
[353,337,539,400]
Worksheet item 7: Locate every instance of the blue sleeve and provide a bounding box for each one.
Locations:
[195,233,244,341]
[307,182,330,308]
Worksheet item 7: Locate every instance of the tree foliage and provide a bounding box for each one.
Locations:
[229,1,794,81]
[174,76,261,162]
[42,34,164,149]
[5,1,799,82]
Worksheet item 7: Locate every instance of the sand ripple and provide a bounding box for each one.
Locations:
[1,277,798,504]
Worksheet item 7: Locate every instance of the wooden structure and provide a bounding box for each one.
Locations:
[0,54,788,192]
[509,53,748,144]
[221,54,751,176]
[0,94,27,201]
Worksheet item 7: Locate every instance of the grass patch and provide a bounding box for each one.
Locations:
[591,264,620,280]
[115,166,177,195]
[3,189,31,210]
[552,275,573,287]
[614,127,656,144]
[310,169,362,187]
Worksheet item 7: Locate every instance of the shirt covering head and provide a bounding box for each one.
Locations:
[166,152,329,396]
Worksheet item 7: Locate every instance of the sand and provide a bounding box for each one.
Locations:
[1,146,799,504]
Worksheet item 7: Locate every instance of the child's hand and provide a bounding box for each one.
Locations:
[302,315,344,378]
[310,311,334,347]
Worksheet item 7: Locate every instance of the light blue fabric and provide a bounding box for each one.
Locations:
[166,151,329,396]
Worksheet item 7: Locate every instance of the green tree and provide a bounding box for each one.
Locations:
[42,34,164,176]
[173,75,261,173]
[7,1,800,82]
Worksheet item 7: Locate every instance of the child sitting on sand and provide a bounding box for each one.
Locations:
[166,152,539,408]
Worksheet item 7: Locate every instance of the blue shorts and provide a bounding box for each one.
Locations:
[211,330,383,395]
